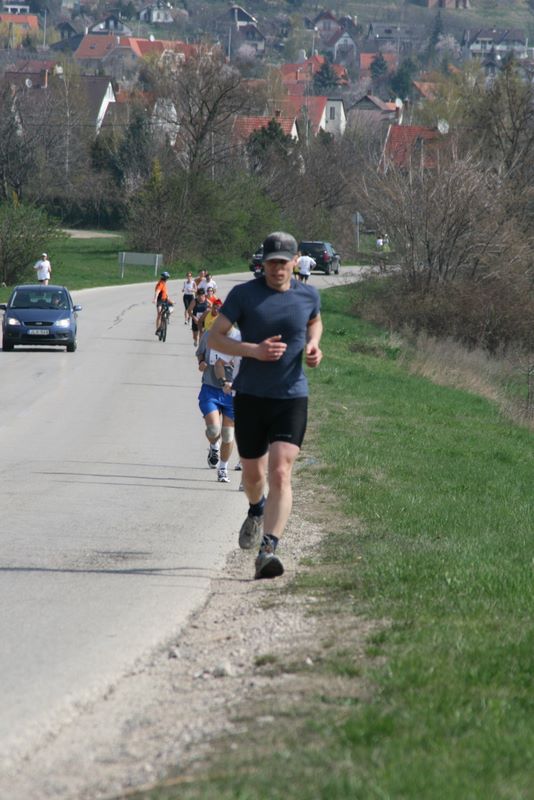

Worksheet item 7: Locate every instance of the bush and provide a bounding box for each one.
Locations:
[352,274,534,353]
[0,202,64,285]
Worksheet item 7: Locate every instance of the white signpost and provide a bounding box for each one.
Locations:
[118,252,163,279]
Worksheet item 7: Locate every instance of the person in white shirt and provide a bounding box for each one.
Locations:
[182,271,197,325]
[296,253,315,283]
[34,253,51,285]
[200,273,217,292]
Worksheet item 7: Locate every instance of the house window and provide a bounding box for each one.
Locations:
[329,106,336,120]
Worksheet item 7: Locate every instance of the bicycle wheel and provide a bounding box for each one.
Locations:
[160,316,167,342]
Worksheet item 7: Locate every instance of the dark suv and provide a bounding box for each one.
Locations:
[298,241,340,275]
[250,244,264,276]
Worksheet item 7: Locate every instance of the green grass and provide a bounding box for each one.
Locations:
[0,233,249,302]
[131,283,534,799]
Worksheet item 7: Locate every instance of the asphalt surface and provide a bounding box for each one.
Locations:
[0,268,359,768]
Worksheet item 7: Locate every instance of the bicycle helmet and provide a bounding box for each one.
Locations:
[161,271,170,279]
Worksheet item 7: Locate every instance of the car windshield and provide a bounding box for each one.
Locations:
[11,289,69,310]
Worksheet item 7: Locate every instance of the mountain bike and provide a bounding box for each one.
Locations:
[157,302,173,342]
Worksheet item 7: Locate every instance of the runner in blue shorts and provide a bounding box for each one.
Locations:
[208,231,323,579]
[196,329,237,483]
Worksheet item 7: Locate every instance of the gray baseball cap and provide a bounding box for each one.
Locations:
[262,231,298,262]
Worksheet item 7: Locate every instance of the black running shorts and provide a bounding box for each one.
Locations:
[233,394,308,459]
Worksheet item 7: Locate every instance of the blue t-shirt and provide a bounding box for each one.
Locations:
[220,277,320,399]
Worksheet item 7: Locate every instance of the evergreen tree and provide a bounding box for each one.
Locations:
[390,58,418,100]
[370,52,388,81]
[312,60,340,95]
[247,118,293,173]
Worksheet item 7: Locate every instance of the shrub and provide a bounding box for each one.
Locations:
[352,274,534,353]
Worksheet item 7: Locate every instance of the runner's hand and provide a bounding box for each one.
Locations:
[256,335,287,361]
[305,343,322,368]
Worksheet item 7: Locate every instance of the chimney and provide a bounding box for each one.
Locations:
[274,109,281,118]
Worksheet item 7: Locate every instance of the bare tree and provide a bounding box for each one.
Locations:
[0,82,38,202]
[145,47,246,179]
[360,145,534,291]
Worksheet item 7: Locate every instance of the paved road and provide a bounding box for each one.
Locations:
[0,268,361,768]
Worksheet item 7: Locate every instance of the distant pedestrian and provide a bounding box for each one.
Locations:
[296,253,315,283]
[34,253,51,285]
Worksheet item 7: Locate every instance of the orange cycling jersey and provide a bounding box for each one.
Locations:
[155,280,169,303]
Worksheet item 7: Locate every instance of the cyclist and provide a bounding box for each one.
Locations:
[153,271,174,335]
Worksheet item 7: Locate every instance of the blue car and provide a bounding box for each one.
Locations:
[1,284,82,352]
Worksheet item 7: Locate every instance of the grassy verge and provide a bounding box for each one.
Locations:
[0,234,248,302]
[130,283,534,799]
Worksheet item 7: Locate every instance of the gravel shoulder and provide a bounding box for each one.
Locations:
[0,469,373,800]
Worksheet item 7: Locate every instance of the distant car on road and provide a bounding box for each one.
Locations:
[297,241,341,275]
[1,284,82,352]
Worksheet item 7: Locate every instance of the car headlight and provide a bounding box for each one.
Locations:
[56,318,72,328]
[6,316,21,326]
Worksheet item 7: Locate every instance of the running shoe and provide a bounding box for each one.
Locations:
[217,467,229,483]
[234,461,242,471]
[238,514,263,550]
[255,543,284,580]
[207,445,220,468]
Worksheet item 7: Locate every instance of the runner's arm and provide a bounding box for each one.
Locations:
[208,313,287,362]
[305,314,323,368]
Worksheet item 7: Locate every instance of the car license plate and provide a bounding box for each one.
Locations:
[28,329,49,335]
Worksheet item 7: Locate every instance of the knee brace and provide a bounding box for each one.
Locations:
[206,423,221,440]
[221,425,234,444]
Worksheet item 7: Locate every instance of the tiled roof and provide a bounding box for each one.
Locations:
[75,33,121,59]
[233,114,296,142]
[280,54,347,83]
[412,81,438,100]
[359,51,398,74]
[0,12,39,30]
[467,28,526,46]
[283,82,307,96]
[5,59,58,74]
[279,94,328,135]
[364,94,396,111]
[384,124,440,168]
[75,33,198,61]
[325,28,356,47]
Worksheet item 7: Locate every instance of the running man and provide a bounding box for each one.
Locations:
[196,329,237,482]
[208,231,323,580]
[188,287,209,347]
